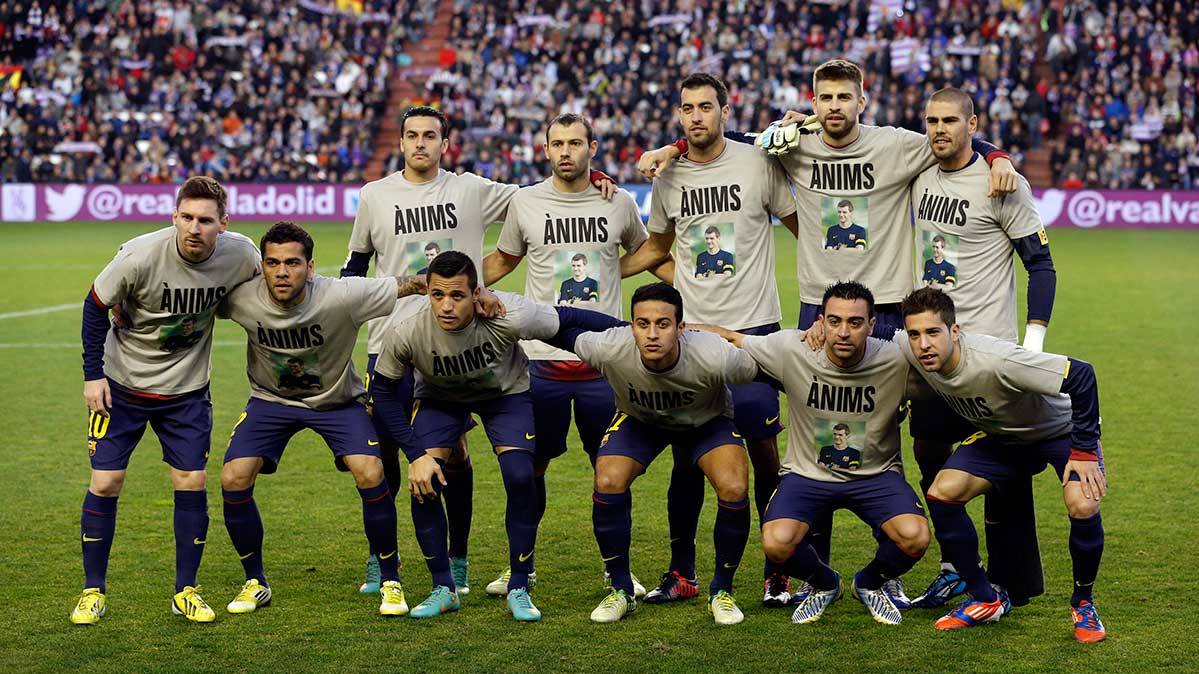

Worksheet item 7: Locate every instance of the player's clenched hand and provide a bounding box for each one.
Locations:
[987,157,1019,197]
[476,288,506,318]
[84,378,112,417]
[804,322,826,350]
[637,145,680,180]
[409,454,446,503]
[1062,458,1107,500]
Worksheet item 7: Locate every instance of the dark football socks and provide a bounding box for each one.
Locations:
[443,459,473,560]
[358,482,399,583]
[222,486,266,584]
[856,537,922,590]
[1069,512,1104,607]
[780,540,839,591]
[498,450,537,590]
[666,462,704,579]
[926,496,996,602]
[410,461,453,590]
[593,490,633,594]
[81,491,118,592]
[173,489,208,592]
[710,498,750,594]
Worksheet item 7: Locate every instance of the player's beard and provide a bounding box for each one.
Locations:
[821,115,857,141]
[552,162,587,184]
[687,126,721,151]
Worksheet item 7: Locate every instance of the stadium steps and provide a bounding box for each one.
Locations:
[366,0,454,180]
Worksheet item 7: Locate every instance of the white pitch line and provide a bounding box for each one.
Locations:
[0,302,78,320]
[0,338,368,350]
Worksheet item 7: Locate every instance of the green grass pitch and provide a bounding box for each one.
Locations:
[1,221,1197,673]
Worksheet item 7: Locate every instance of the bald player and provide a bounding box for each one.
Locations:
[553,283,757,626]
[343,106,616,594]
[696,281,930,626]
[369,251,625,623]
[217,222,429,618]
[621,72,802,608]
[907,87,1057,609]
[900,287,1107,643]
[481,112,665,598]
[74,176,260,625]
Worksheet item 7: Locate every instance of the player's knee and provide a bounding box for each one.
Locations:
[171,468,206,491]
[1064,488,1100,519]
[927,473,968,503]
[761,525,796,563]
[88,470,126,497]
[892,520,931,557]
[350,458,385,488]
[593,469,629,494]
[220,465,254,491]
[712,477,747,503]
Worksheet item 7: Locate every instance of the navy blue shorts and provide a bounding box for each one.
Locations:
[88,379,212,471]
[596,413,743,467]
[529,371,616,462]
[763,470,926,528]
[909,395,979,444]
[413,392,535,453]
[224,397,379,474]
[799,301,903,339]
[944,432,1106,484]
[729,323,784,441]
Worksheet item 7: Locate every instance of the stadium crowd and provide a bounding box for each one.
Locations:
[2,0,1197,189]
[0,0,437,184]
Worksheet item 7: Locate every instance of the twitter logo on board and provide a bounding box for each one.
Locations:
[45,185,87,222]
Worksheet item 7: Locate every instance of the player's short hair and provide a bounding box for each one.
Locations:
[679,72,728,108]
[932,234,947,246]
[260,221,314,260]
[176,175,228,219]
[427,250,477,289]
[631,282,683,322]
[287,357,303,366]
[929,87,975,118]
[546,112,594,144]
[704,226,721,236]
[813,59,865,95]
[902,287,957,327]
[571,252,588,264]
[833,423,850,433]
[401,105,449,139]
[836,199,854,211]
[424,241,442,253]
[821,281,876,319]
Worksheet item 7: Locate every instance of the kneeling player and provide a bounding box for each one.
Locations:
[369,251,624,622]
[901,287,1107,642]
[557,283,756,625]
[218,222,428,617]
[698,281,929,625]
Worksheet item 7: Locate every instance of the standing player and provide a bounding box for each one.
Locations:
[369,252,625,622]
[481,112,663,597]
[217,222,428,617]
[825,200,867,250]
[620,72,801,608]
[342,106,616,595]
[74,176,260,625]
[697,281,930,626]
[556,283,757,625]
[907,87,1057,608]
[900,288,1107,643]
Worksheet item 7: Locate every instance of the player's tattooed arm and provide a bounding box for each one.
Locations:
[395,274,428,298]
[483,250,522,286]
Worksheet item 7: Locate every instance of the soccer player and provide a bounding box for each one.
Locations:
[620,72,801,608]
[900,287,1106,643]
[817,424,862,470]
[74,176,260,625]
[552,282,757,625]
[695,227,735,277]
[342,106,616,594]
[825,200,867,250]
[217,222,430,617]
[696,281,930,625]
[920,235,956,289]
[635,62,1018,599]
[481,112,661,598]
[368,251,624,622]
[907,87,1057,608]
[559,253,599,305]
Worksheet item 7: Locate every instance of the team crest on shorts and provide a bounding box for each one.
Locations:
[88,439,97,456]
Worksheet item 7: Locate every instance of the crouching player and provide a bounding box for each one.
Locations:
[697,281,930,625]
[901,287,1107,642]
[555,283,757,625]
[217,222,429,617]
[368,251,624,622]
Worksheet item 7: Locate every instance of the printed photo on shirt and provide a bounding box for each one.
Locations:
[815,418,866,471]
[272,352,323,392]
[553,250,601,306]
[918,228,960,290]
[687,221,735,278]
[404,238,454,276]
[821,196,869,252]
[158,309,212,352]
